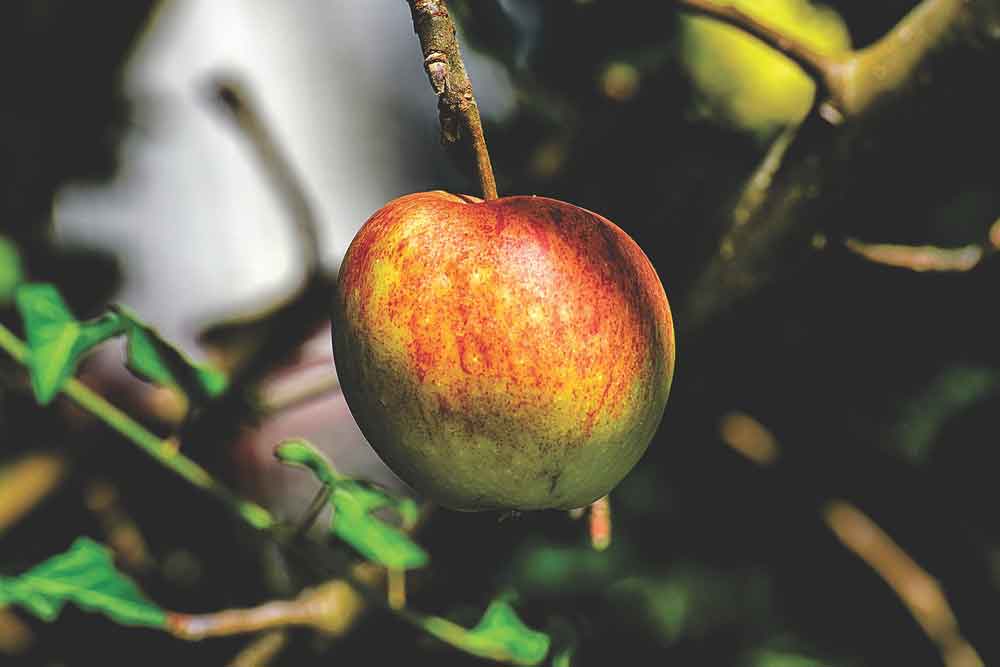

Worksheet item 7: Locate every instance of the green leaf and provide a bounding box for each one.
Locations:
[112,305,227,402]
[419,600,551,665]
[329,481,427,569]
[0,537,166,628]
[275,438,341,486]
[14,283,124,404]
[275,439,428,569]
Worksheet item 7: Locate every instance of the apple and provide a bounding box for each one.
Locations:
[679,0,851,136]
[331,191,675,511]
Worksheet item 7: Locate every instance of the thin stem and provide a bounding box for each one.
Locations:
[0,323,275,531]
[291,485,332,542]
[405,0,499,200]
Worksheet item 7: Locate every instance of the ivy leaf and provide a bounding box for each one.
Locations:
[14,283,124,404]
[275,439,428,569]
[112,305,227,402]
[329,481,427,569]
[0,537,166,629]
[420,600,551,665]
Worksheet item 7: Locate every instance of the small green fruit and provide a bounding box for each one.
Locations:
[680,0,851,135]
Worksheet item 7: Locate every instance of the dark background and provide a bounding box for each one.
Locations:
[2,1,1000,665]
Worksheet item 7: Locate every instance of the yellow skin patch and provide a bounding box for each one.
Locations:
[333,192,675,511]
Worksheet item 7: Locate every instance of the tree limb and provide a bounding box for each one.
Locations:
[678,0,995,334]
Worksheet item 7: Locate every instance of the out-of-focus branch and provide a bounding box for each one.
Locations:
[719,413,985,667]
[843,219,1000,272]
[0,452,66,535]
[211,77,321,273]
[85,480,155,573]
[405,0,498,200]
[679,0,995,333]
[836,0,972,117]
[825,501,984,667]
[228,631,288,667]
[257,368,340,417]
[167,564,380,640]
[844,238,993,273]
[181,77,336,456]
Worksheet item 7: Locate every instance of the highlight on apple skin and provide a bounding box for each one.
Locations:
[332,191,675,511]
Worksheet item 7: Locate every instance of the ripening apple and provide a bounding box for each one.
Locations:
[332,191,675,511]
[680,0,851,135]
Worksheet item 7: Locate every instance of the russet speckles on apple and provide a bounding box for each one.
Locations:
[332,191,674,511]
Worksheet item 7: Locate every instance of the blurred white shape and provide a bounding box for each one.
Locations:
[53,0,513,346]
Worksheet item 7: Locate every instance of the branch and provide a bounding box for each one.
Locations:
[719,413,986,667]
[166,572,375,640]
[843,238,993,273]
[180,78,337,458]
[825,501,984,667]
[257,368,340,416]
[229,631,288,667]
[405,0,498,200]
[837,0,972,117]
[679,0,990,333]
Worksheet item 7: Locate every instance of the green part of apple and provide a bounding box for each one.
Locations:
[332,191,675,511]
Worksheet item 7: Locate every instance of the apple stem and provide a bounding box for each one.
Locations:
[405,0,499,201]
